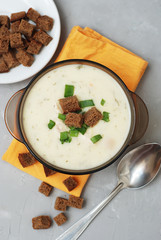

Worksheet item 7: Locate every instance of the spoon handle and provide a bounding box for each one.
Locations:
[56,182,124,240]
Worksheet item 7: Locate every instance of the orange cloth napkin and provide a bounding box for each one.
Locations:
[56,26,148,91]
[2,26,148,197]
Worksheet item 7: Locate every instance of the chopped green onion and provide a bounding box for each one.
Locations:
[77,123,89,135]
[60,131,68,140]
[70,129,79,137]
[60,131,72,144]
[58,113,66,121]
[102,111,110,122]
[68,126,76,130]
[101,99,106,106]
[48,120,55,129]
[79,99,95,108]
[91,134,102,144]
[64,85,74,97]
[77,126,87,135]
[82,123,89,128]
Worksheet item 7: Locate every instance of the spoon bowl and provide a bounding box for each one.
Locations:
[117,143,161,189]
[56,143,161,240]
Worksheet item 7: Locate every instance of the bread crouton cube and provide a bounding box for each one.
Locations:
[36,15,53,31]
[16,38,30,51]
[0,15,10,28]
[54,197,68,211]
[63,176,78,191]
[65,113,83,128]
[43,165,56,177]
[33,30,52,46]
[0,57,9,73]
[26,39,42,54]
[19,19,35,37]
[18,152,37,168]
[59,96,81,114]
[0,26,10,40]
[32,216,52,229]
[16,49,34,67]
[10,33,24,48]
[68,195,84,209]
[3,50,20,68]
[0,39,9,53]
[10,11,26,22]
[54,213,67,226]
[27,8,40,23]
[11,20,20,33]
[84,107,102,127]
[38,182,53,197]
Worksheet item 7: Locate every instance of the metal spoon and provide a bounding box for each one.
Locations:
[56,143,161,240]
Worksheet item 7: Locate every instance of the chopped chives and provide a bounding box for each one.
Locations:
[82,123,89,129]
[58,113,66,121]
[60,131,68,140]
[48,120,55,129]
[60,131,72,144]
[91,134,102,144]
[102,111,110,122]
[101,99,106,106]
[70,129,79,137]
[79,99,95,108]
[77,123,89,135]
[77,126,87,135]
[64,85,74,97]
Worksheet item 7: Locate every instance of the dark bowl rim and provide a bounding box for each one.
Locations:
[17,59,135,175]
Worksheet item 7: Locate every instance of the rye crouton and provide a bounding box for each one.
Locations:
[54,213,67,226]
[0,15,10,28]
[26,39,42,54]
[19,19,35,37]
[36,15,53,31]
[0,39,9,54]
[10,33,24,48]
[59,96,81,114]
[54,197,68,211]
[10,11,26,22]
[32,216,52,229]
[65,113,83,128]
[68,195,84,209]
[11,20,20,33]
[38,182,53,197]
[43,165,56,177]
[18,152,37,168]
[16,38,30,50]
[16,49,34,67]
[3,50,20,68]
[84,107,102,127]
[0,57,9,72]
[0,26,10,40]
[27,8,40,23]
[33,30,52,46]
[63,176,78,191]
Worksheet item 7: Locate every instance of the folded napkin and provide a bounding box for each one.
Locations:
[57,26,148,91]
[2,26,148,197]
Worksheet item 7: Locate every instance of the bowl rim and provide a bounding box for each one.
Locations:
[18,59,136,175]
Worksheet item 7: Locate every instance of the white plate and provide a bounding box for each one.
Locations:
[0,0,61,84]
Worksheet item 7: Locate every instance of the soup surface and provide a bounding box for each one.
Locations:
[22,64,131,170]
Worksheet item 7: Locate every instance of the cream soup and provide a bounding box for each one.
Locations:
[22,64,131,170]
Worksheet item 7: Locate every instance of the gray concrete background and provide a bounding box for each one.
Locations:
[0,0,161,239]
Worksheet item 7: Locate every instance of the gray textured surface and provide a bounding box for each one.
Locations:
[0,0,161,239]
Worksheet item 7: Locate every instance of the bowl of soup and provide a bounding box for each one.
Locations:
[4,60,149,174]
